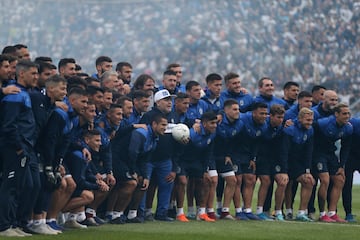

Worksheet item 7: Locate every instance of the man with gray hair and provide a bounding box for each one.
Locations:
[101,70,120,91]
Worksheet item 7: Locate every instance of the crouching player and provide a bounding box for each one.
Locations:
[62,130,110,229]
[282,108,315,221]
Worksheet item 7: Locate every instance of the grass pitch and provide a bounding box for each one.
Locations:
[23,184,360,240]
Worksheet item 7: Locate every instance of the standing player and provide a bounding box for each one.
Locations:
[313,103,353,222]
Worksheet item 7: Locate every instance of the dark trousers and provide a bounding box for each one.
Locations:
[342,158,360,215]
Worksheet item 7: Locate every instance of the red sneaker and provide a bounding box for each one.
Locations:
[220,212,235,220]
[197,213,215,222]
[319,215,336,223]
[207,212,216,220]
[330,214,347,223]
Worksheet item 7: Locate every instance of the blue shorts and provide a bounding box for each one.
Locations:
[313,154,340,176]
[215,156,235,174]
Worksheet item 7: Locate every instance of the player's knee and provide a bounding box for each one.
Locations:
[66,178,77,193]
[225,176,237,187]
[82,190,94,204]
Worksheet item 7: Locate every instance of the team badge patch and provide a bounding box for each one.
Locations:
[126,171,132,179]
[232,130,237,136]
[240,100,244,106]
[275,165,281,173]
[303,134,307,141]
[256,130,261,136]
[216,101,220,107]
[317,162,323,171]
[199,108,203,115]
[207,139,211,144]
[338,131,344,137]
[21,156,27,167]
[232,164,238,172]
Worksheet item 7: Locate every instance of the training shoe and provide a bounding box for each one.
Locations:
[285,213,293,220]
[220,212,235,220]
[308,212,316,221]
[0,228,25,237]
[319,215,336,223]
[235,212,249,221]
[207,212,216,220]
[245,212,262,220]
[330,214,347,223]
[63,220,88,229]
[47,220,65,231]
[81,218,99,226]
[28,223,58,235]
[145,213,155,222]
[168,207,177,219]
[12,227,33,236]
[197,213,215,222]
[257,212,274,221]
[345,214,356,223]
[176,214,190,222]
[93,216,106,225]
[126,216,144,223]
[110,215,127,224]
[187,213,197,220]
[296,214,313,222]
[154,215,174,222]
[275,213,285,221]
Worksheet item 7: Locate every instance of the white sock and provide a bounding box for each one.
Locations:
[222,207,229,213]
[244,208,252,213]
[198,208,206,215]
[328,211,336,217]
[113,211,121,219]
[216,202,222,209]
[207,208,215,213]
[86,208,96,216]
[285,209,293,215]
[77,211,86,222]
[106,211,114,218]
[33,219,42,226]
[256,206,263,214]
[68,213,77,221]
[145,208,152,216]
[177,208,184,216]
[320,211,326,217]
[127,210,137,219]
[298,210,306,216]
[41,219,46,225]
[235,208,242,213]
[46,218,56,223]
[275,210,282,216]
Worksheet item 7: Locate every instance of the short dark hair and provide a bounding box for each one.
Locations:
[251,101,268,111]
[151,112,167,125]
[84,129,101,138]
[0,54,10,65]
[67,76,87,90]
[96,56,112,66]
[116,61,132,72]
[34,56,52,63]
[224,72,239,84]
[116,96,132,107]
[175,92,190,101]
[270,104,285,115]
[258,77,272,88]
[1,46,17,55]
[16,60,38,77]
[132,90,150,100]
[223,99,239,109]
[68,87,88,97]
[87,85,104,96]
[38,61,56,74]
[45,74,67,88]
[298,91,312,99]
[58,58,76,70]
[206,73,222,84]
[108,103,122,111]
[334,103,349,113]
[311,85,326,93]
[163,69,176,77]
[166,63,181,70]
[85,77,100,85]
[185,80,200,91]
[283,81,299,90]
[200,111,217,122]
[14,44,28,50]
[75,64,82,71]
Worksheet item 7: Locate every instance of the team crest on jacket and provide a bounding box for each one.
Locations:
[275,165,281,173]
[207,138,211,145]
[232,164,238,172]
[216,101,220,107]
[338,131,344,138]
[126,171,132,179]
[240,100,244,106]
[199,108,203,115]
[256,130,261,136]
[317,162,323,171]
[303,134,307,141]
[232,130,237,136]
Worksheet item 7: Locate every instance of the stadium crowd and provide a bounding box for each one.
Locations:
[1,0,360,237]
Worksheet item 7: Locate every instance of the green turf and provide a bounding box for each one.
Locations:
[21,184,360,240]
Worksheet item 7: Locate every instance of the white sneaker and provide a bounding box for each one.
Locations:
[64,220,87,229]
[0,228,25,237]
[46,224,62,234]
[29,223,57,235]
[12,227,32,236]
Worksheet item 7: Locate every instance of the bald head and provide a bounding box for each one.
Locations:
[323,90,338,111]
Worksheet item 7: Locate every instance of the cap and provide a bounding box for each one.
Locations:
[154,89,174,102]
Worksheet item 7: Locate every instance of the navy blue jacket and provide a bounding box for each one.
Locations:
[313,115,353,168]
[257,117,284,161]
[284,104,300,121]
[66,150,99,191]
[128,126,159,179]
[348,118,360,160]
[280,120,314,173]
[185,99,210,126]
[0,83,35,151]
[254,95,286,112]
[181,125,216,173]
[214,112,244,159]
[312,102,333,121]
[232,112,268,164]
[202,89,221,114]
[220,90,253,113]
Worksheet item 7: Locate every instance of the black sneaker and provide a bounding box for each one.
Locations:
[81,218,99,227]
[154,215,174,222]
[126,216,144,223]
[167,207,177,219]
[93,216,105,225]
[110,215,127,224]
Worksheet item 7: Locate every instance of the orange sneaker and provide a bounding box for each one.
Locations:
[197,213,215,222]
[176,214,189,222]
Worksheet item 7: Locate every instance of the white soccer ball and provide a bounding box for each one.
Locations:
[172,123,190,142]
